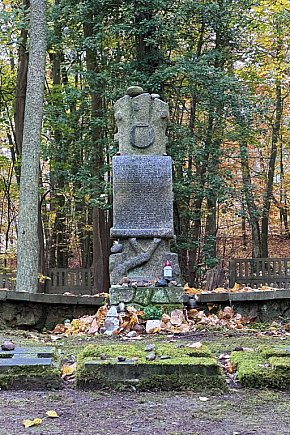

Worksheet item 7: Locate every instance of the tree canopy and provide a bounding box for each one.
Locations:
[1,0,290,289]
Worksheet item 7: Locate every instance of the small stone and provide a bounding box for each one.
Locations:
[160,355,171,360]
[126,331,137,338]
[146,320,162,334]
[111,243,123,254]
[155,278,168,287]
[1,341,15,351]
[146,352,156,361]
[234,346,244,352]
[170,309,185,326]
[100,354,108,360]
[132,324,145,334]
[145,344,155,352]
[118,355,126,362]
[127,86,144,97]
[151,93,160,99]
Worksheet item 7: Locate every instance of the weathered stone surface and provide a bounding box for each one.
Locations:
[109,286,183,307]
[151,288,170,303]
[126,86,144,97]
[109,288,135,305]
[110,239,180,285]
[114,92,169,156]
[146,320,161,333]
[0,357,52,368]
[109,88,180,288]
[110,156,174,239]
[134,288,152,306]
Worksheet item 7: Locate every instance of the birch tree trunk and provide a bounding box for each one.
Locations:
[16,0,47,293]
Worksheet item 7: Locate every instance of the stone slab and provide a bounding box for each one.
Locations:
[110,286,183,306]
[0,347,53,358]
[83,361,219,379]
[0,357,52,368]
[191,290,290,304]
[0,291,105,306]
[110,156,174,239]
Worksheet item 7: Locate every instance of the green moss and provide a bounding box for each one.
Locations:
[142,305,162,320]
[78,342,213,364]
[77,343,226,391]
[269,357,290,369]
[162,304,183,315]
[137,373,227,392]
[231,349,290,389]
[0,365,61,390]
[259,346,290,358]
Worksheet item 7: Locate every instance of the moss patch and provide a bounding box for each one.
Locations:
[77,343,226,391]
[231,346,290,389]
[0,365,61,390]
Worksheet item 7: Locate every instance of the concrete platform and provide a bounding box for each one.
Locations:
[184,289,290,322]
[0,291,105,330]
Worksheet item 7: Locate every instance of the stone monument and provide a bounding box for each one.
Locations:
[109,86,182,307]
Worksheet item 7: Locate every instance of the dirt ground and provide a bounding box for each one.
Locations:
[1,329,290,435]
[0,388,290,435]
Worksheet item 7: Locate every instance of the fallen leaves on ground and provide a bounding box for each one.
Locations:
[51,304,255,338]
[61,362,77,383]
[184,282,281,294]
[23,418,42,428]
[46,410,59,418]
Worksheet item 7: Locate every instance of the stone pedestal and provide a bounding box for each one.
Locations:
[109,286,183,309]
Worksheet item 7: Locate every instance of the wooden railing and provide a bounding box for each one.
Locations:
[0,273,16,291]
[46,268,93,295]
[0,268,94,295]
[229,258,290,289]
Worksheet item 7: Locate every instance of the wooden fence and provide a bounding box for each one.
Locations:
[229,258,290,289]
[0,268,94,295]
[2,259,290,294]
[46,268,93,295]
[0,273,16,291]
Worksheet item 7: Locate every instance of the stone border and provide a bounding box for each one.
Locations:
[184,289,290,303]
[0,291,105,306]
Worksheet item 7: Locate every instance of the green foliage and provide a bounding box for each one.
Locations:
[142,305,163,320]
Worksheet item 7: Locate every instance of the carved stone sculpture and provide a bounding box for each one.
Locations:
[109,86,181,286]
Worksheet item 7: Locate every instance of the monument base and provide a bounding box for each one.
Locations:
[109,239,181,285]
[109,286,183,308]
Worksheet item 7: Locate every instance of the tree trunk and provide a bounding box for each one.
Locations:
[14,0,30,163]
[16,0,46,293]
[83,15,109,292]
[261,80,282,257]
[239,141,262,258]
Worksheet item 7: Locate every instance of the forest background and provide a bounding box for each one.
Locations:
[0,0,290,292]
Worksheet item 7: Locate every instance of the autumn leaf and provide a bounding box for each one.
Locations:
[62,362,76,377]
[23,418,42,428]
[46,410,59,418]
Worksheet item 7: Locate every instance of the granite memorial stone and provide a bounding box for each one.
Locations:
[109,87,181,302]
